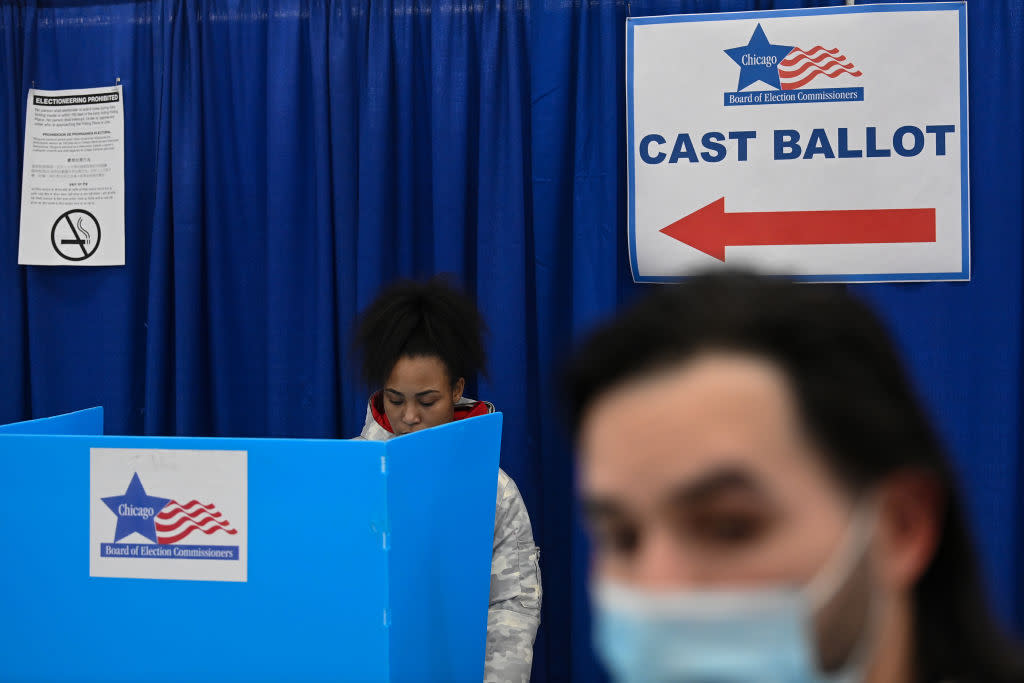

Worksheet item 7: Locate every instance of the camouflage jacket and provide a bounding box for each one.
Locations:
[358,395,542,682]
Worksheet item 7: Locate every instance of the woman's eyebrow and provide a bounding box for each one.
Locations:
[385,388,442,398]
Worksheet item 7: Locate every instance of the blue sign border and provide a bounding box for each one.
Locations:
[626,2,970,284]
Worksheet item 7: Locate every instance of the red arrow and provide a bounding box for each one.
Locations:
[660,197,936,261]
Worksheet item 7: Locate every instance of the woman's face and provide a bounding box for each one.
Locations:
[579,351,854,591]
[382,355,464,435]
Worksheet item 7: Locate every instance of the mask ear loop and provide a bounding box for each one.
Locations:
[804,500,881,682]
[805,500,876,611]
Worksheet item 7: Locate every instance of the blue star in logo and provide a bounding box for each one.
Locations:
[724,24,795,91]
[101,473,170,543]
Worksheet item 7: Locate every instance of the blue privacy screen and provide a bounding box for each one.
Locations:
[0,409,501,682]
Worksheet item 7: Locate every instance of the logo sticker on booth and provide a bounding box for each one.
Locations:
[90,448,247,582]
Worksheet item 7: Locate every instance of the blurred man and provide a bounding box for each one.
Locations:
[565,272,1024,683]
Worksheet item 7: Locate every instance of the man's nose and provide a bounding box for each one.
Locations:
[630,528,698,590]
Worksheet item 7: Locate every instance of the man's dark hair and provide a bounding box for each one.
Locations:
[564,270,1024,683]
[354,275,486,388]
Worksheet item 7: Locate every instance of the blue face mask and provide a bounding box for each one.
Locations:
[591,508,875,683]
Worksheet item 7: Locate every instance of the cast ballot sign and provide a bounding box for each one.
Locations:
[18,85,125,266]
[626,3,969,283]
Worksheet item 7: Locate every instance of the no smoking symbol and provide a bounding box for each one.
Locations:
[51,209,101,261]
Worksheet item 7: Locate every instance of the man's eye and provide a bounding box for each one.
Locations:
[694,515,764,545]
[594,526,639,555]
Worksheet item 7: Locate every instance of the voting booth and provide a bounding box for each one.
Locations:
[0,407,502,682]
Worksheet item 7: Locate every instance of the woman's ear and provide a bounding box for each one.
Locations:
[453,377,465,403]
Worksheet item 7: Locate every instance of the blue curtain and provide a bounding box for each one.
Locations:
[1,0,1021,680]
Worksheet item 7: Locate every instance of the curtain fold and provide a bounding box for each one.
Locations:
[1,1,1021,679]
[0,1,29,421]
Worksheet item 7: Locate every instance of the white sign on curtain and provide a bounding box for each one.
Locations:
[19,85,125,266]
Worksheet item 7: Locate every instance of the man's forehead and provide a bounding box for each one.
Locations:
[575,352,835,517]
[581,353,801,444]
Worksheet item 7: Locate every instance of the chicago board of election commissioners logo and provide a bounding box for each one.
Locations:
[100,472,240,560]
[723,23,863,106]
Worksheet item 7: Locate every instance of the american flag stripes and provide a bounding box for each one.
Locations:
[778,46,862,90]
[155,499,238,545]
